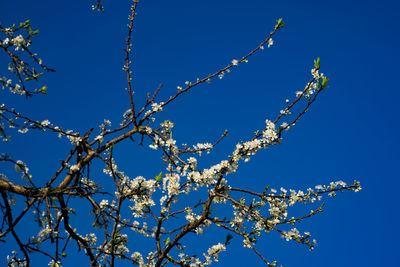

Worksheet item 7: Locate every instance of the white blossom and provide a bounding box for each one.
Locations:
[70,165,80,172]
[268,38,274,48]
[99,199,108,209]
[151,102,163,112]
[41,120,50,126]
[11,35,25,50]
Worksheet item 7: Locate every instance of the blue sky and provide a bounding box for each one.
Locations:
[1,0,399,266]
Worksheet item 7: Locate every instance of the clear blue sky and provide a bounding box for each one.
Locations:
[1,0,399,266]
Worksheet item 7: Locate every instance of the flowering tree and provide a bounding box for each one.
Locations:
[0,1,361,267]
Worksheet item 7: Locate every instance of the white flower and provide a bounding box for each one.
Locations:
[14,160,24,173]
[144,126,152,134]
[48,260,61,267]
[123,109,133,119]
[2,38,10,45]
[268,38,274,48]
[41,120,50,126]
[70,165,80,172]
[99,199,108,209]
[11,35,25,50]
[151,102,163,112]
[232,59,239,66]
[207,243,226,262]
[18,128,28,134]
[94,135,104,142]
[243,239,252,248]
[165,138,176,148]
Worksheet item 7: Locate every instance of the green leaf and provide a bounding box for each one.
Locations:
[225,234,233,245]
[275,18,285,30]
[38,85,47,94]
[314,57,320,69]
[155,172,163,182]
[164,237,170,245]
[321,76,330,90]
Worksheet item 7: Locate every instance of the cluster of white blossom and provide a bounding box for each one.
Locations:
[192,143,213,155]
[184,208,211,235]
[149,135,178,155]
[203,243,226,264]
[197,178,358,258]
[296,67,327,99]
[185,208,201,224]
[131,220,155,238]
[47,260,61,267]
[131,251,157,267]
[65,130,81,145]
[102,232,130,256]
[151,102,163,113]
[103,158,158,217]
[0,76,12,87]
[267,196,288,225]
[175,156,198,177]
[99,199,109,210]
[10,84,24,95]
[160,120,174,132]
[127,176,157,217]
[131,251,145,266]
[281,228,317,249]
[232,120,278,163]
[242,238,253,249]
[81,233,98,246]
[148,135,162,150]
[148,122,179,156]
[162,173,181,197]
[99,119,111,132]
[7,251,27,267]
[11,35,26,51]
[30,225,58,246]
[1,34,27,51]
[80,177,96,189]
[210,178,230,203]
[123,108,133,120]
[0,76,25,95]
[230,206,246,229]
[154,120,278,196]
[13,159,32,182]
